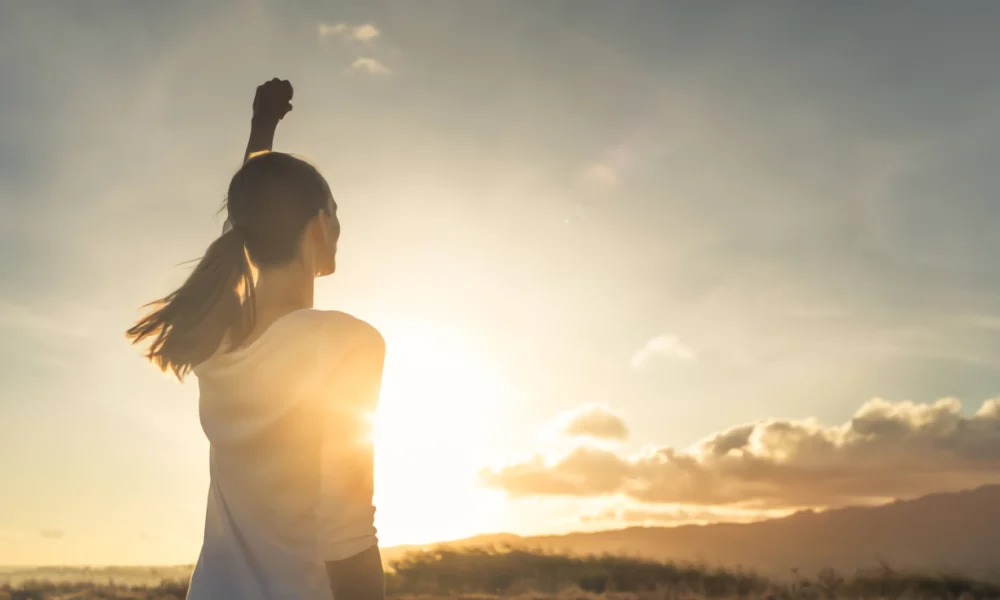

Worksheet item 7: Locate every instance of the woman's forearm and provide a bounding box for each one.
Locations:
[242,78,292,163]
[225,79,292,233]
[244,118,279,163]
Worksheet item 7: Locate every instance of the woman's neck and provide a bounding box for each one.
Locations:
[250,265,314,337]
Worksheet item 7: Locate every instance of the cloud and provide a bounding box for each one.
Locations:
[579,503,782,526]
[0,298,99,340]
[318,22,348,37]
[0,297,110,368]
[557,403,629,441]
[350,57,392,76]
[351,24,380,42]
[318,22,380,42]
[40,529,64,539]
[317,22,389,75]
[631,334,696,369]
[481,397,1000,510]
[580,162,619,188]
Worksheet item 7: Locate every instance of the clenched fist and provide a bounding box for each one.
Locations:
[252,78,293,124]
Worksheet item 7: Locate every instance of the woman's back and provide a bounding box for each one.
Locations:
[126,80,388,599]
[187,309,385,600]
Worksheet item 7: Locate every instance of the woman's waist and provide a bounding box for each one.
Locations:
[204,480,376,555]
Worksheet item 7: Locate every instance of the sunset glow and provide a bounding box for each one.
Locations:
[3,2,1000,569]
[371,321,510,546]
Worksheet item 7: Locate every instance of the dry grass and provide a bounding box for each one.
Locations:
[2,547,998,599]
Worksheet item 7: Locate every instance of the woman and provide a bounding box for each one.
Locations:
[127,79,386,600]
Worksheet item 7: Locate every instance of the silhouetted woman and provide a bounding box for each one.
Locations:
[128,79,386,600]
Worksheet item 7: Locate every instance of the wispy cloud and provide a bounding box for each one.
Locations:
[0,298,97,340]
[0,297,111,368]
[350,57,392,76]
[318,21,390,74]
[40,529,64,540]
[481,397,1000,510]
[318,22,380,42]
[579,503,784,526]
[631,334,696,369]
[580,162,619,188]
[318,22,347,37]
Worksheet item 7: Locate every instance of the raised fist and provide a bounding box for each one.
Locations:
[252,78,293,124]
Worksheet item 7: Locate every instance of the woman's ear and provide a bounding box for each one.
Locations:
[297,214,322,272]
[306,213,329,249]
[311,212,338,277]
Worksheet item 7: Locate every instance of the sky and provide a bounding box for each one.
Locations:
[2,0,1000,566]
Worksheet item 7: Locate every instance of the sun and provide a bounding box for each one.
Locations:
[371,319,510,547]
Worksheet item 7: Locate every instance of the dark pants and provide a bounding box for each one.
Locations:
[325,545,384,600]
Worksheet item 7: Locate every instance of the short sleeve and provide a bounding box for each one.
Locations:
[317,313,386,412]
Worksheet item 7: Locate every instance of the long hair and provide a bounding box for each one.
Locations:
[127,152,334,379]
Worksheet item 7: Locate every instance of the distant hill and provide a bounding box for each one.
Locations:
[4,486,997,586]
[383,485,1000,579]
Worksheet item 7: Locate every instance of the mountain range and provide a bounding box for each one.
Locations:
[382,485,1000,579]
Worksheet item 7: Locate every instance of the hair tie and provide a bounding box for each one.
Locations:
[224,217,250,239]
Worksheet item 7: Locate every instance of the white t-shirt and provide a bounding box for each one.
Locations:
[187,309,385,600]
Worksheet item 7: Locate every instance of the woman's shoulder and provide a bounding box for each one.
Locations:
[299,309,384,350]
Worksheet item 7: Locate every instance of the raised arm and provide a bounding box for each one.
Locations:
[243,78,294,163]
[224,79,294,233]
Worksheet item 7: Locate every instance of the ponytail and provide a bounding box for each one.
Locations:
[127,228,257,380]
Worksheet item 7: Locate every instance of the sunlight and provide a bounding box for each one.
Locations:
[371,319,510,546]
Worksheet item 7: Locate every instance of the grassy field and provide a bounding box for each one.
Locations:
[2,547,998,599]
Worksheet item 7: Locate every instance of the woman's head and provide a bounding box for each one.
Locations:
[229,152,340,276]
[127,152,339,379]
